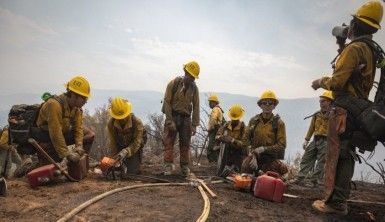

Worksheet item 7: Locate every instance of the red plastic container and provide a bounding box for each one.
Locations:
[253,171,286,202]
[27,164,60,188]
[68,154,88,180]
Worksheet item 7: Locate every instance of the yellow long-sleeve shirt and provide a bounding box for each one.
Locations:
[243,114,286,159]
[208,106,223,131]
[36,94,83,158]
[0,128,11,151]
[320,36,376,99]
[162,76,200,127]
[304,111,329,141]
[107,114,144,158]
[215,121,245,149]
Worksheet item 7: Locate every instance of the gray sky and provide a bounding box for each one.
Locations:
[0,0,384,98]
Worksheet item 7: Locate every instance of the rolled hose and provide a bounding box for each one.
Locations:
[56,182,212,222]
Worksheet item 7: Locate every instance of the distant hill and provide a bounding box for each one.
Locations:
[1,89,384,182]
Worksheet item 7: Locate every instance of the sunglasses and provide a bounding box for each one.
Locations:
[260,101,275,106]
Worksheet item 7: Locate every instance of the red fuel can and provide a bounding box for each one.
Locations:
[27,164,61,188]
[68,154,89,180]
[253,171,286,202]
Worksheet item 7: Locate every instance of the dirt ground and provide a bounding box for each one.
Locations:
[1,163,385,222]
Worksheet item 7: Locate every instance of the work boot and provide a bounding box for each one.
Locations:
[14,157,38,178]
[181,165,191,177]
[312,200,348,215]
[0,177,7,197]
[163,163,175,175]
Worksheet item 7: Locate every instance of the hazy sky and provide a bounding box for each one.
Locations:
[1,0,384,98]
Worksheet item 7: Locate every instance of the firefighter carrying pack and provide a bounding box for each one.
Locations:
[334,38,385,151]
[7,95,64,154]
[248,114,284,159]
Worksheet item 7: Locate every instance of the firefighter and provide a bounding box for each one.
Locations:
[161,61,200,176]
[0,127,22,178]
[207,94,224,163]
[311,0,383,215]
[291,91,333,187]
[241,90,288,176]
[33,76,95,166]
[216,104,246,175]
[107,97,145,175]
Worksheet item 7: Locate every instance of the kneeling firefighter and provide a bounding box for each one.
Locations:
[104,97,145,177]
[241,90,288,176]
[14,76,95,177]
[215,104,247,176]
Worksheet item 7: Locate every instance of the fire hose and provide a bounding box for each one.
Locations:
[56,180,222,222]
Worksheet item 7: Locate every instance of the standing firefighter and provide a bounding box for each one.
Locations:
[207,94,224,163]
[241,90,288,176]
[162,61,200,176]
[107,97,145,175]
[33,76,95,167]
[311,0,383,215]
[292,91,333,187]
[216,104,246,175]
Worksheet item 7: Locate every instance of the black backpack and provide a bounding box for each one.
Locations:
[7,95,64,146]
[8,104,41,145]
[334,38,385,148]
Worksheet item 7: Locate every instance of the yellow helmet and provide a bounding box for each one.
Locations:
[208,94,219,102]
[109,97,132,120]
[320,90,334,100]
[66,76,91,98]
[183,61,200,79]
[353,0,383,29]
[228,104,245,121]
[258,90,278,105]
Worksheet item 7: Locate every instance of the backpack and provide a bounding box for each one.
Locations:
[7,95,64,146]
[333,38,385,149]
[248,114,284,159]
[161,76,197,114]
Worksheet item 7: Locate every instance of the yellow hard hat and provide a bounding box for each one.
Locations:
[208,94,219,102]
[228,104,245,120]
[258,90,279,105]
[183,61,200,79]
[353,0,383,29]
[320,90,334,100]
[66,76,91,98]
[109,97,132,120]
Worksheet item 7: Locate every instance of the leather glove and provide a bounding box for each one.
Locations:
[117,149,128,160]
[253,146,266,155]
[67,151,80,163]
[302,140,309,150]
[60,157,68,168]
[221,135,233,143]
[167,120,177,132]
[74,145,85,156]
[191,126,197,136]
[249,154,258,170]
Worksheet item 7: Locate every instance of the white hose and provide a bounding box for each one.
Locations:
[57,182,212,222]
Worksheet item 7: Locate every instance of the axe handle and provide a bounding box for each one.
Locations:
[28,138,78,182]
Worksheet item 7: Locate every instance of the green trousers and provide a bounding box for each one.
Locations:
[297,137,327,183]
[207,130,219,163]
[326,139,355,204]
